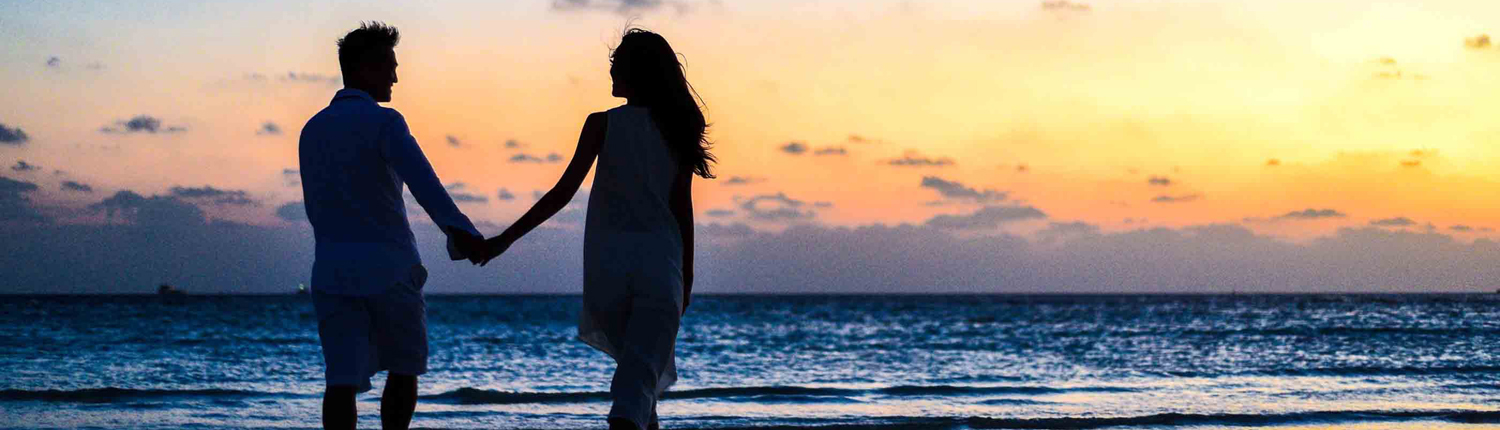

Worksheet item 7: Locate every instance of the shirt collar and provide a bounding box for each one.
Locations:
[332,88,377,104]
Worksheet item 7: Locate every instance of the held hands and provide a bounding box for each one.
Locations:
[445,226,511,267]
[445,226,488,265]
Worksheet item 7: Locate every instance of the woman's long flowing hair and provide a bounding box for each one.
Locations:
[611,28,716,179]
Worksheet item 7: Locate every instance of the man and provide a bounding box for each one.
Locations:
[298,22,486,430]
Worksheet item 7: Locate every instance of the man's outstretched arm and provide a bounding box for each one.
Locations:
[379,112,485,261]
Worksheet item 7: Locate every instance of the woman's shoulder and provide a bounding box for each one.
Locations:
[584,111,610,129]
[603,104,647,116]
[598,105,651,129]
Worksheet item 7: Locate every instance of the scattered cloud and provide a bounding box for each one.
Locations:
[1451,225,1474,232]
[1266,158,1281,167]
[1037,221,1101,243]
[1400,160,1421,167]
[41,56,103,71]
[442,183,488,204]
[281,169,300,187]
[1147,176,1172,186]
[275,201,307,223]
[446,135,462,148]
[698,222,757,237]
[256,122,282,136]
[92,190,208,226]
[740,192,817,221]
[1151,194,1201,203]
[504,139,524,149]
[0,177,40,194]
[925,205,1047,229]
[11,160,39,172]
[1465,34,1492,49]
[0,176,44,222]
[0,124,29,145]
[1015,164,1029,173]
[780,141,808,155]
[1041,0,1090,12]
[920,176,1007,203]
[169,186,257,206]
[1370,217,1416,227]
[61,181,93,193]
[723,176,765,186]
[814,146,848,156]
[497,188,516,201]
[451,192,489,203]
[706,209,735,217]
[551,0,671,14]
[510,153,564,163]
[0,177,39,193]
[887,151,955,167]
[100,115,186,134]
[1276,208,1347,220]
[278,72,341,86]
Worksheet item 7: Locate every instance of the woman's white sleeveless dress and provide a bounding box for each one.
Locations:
[577,105,683,428]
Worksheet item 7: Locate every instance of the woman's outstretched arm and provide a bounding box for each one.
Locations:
[670,169,694,314]
[481,112,607,265]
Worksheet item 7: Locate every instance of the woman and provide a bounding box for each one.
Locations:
[479,28,714,430]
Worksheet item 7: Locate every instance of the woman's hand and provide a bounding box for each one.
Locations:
[478,237,511,267]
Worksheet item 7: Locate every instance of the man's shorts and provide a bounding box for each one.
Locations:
[311,265,429,393]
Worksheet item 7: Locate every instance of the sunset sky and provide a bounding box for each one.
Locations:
[4,0,1500,294]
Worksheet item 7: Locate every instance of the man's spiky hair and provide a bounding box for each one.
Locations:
[336,21,400,74]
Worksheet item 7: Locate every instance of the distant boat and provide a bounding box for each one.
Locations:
[157,284,186,296]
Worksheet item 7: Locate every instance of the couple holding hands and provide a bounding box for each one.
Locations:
[297,22,710,430]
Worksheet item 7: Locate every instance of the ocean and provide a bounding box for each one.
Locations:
[2,294,1498,429]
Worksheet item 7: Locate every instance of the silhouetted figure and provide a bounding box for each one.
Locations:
[298,21,486,430]
[479,28,713,430]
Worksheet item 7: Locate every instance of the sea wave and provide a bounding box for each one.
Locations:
[0,387,315,402]
[1163,365,1500,378]
[964,410,1500,429]
[421,384,1136,405]
[657,410,1500,430]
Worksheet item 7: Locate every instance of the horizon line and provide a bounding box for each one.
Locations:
[2,291,1495,297]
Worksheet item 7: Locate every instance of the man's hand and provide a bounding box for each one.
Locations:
[445,226,487,265]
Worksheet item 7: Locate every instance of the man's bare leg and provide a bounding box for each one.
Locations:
[381,374,418,430]
[324,385,358,430]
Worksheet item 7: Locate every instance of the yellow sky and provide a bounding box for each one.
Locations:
[4,0,1500,239]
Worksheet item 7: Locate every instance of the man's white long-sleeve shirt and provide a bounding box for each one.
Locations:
[298,88,479,296]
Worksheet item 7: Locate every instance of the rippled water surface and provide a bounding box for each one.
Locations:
[3,294,1499,429]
